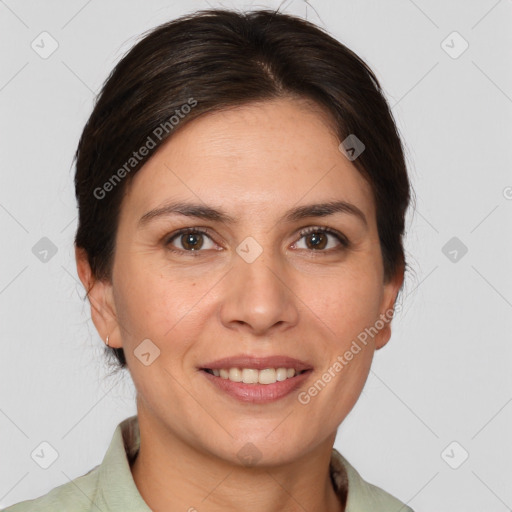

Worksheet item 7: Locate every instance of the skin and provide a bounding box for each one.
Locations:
[76,97,404,512]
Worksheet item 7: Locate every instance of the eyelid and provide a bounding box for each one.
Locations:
[164,227,219,251]
[296,225,350,248]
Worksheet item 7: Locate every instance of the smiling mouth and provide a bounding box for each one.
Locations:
[202,367,310,385]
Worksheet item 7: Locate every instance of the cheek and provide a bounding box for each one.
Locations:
[306,266,383,342]
[115,250,171,315]
[318,268,383,403]
[113,261,211,350]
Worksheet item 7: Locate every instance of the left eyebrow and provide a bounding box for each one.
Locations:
[282,200,367,227]
[138,200,368,228]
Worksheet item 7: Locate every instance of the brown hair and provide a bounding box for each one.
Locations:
[74,8,414,370]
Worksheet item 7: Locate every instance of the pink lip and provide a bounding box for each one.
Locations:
[201,368,313,403]
[199,354,313,372]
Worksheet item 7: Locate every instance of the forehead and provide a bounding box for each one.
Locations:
[121,98,375,224]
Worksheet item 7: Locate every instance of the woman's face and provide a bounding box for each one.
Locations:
[86,98,403,466]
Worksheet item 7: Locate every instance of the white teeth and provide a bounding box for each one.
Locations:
[276,368,288,381]
[258,368,276,384]
[242,368,259,384]
[209,367,301,385]
[228,368,243,382]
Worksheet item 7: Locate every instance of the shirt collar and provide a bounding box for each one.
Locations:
[97,415,151,511]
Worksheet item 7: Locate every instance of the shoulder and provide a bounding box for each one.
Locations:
[331,449,415,512]
[2,415,147,512]
[2,465,104,512]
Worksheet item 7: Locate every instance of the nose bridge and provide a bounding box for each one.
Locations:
[219,240,299,334]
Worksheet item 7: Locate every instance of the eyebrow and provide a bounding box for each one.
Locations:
[138,200,368,228]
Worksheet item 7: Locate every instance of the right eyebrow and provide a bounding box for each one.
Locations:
[138,201,236,227]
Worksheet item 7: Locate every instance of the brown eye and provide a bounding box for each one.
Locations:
[294,227,349,252]
[304,231,328,250]
[180,232,204,250]
[166,228,216,253]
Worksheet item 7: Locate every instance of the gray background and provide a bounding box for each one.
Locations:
[1,0,511,510]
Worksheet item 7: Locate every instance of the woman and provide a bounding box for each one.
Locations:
[5,7,414,511]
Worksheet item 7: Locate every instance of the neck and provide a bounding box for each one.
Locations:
[130,411,345,512]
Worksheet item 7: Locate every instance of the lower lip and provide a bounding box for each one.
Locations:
[201,370,313,403]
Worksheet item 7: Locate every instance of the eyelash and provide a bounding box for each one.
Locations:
[164,226,350,256]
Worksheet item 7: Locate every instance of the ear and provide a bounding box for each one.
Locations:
[75,246,121,348]
[374,263,405,350]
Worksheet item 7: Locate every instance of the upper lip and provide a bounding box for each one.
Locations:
[200,355,313,372]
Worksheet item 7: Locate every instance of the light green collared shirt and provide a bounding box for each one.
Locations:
[3,415,414,511]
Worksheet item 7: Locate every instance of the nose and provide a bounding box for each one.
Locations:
[219,247,299,336]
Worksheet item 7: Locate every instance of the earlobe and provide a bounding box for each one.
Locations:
[74,246,120,348]
[375,264,405,350]
[75,246,93,295]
